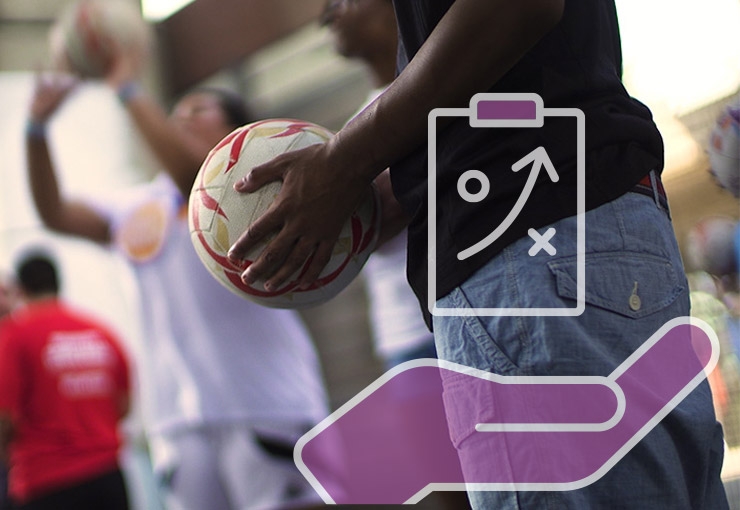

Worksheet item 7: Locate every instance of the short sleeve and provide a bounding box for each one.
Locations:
[81,175,181,263]
[80,186,145,241]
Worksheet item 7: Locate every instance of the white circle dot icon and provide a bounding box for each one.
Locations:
[458,170,490,203]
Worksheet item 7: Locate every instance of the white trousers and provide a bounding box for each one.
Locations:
[149,425,321,510]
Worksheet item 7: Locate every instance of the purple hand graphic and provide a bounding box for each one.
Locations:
[295,317,718,504]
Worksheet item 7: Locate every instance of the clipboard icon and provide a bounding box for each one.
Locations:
[428,93,586,317]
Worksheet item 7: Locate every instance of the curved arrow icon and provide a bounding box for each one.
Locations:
[457,146,559,261]
[295,317,719,504]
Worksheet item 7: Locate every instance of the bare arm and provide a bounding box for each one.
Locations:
[105,49,213,199]
[334,0,564,181]
[113,92,212,199]
[26,74,111,243]
[228,0,564,290]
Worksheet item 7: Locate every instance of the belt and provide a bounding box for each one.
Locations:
[631,172,669,211]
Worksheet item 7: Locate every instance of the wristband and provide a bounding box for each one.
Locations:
[25,118,47,140]
[116,81,142,105]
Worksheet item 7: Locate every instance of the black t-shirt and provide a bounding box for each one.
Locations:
[390,0,664,323]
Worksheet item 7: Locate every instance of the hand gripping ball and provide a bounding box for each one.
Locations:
[189,119,380,308]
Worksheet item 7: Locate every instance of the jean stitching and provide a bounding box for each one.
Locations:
[611,195,628,252]
[453,285,521,374]
[648,169,660,208]
[505,244,533,372]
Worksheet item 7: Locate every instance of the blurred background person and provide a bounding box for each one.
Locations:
[23,45,331,510]
[0,249,131,510]
[705,100,740,332]
[684,98,740,496]
[687,216,740,352]
[688,278,740,448]
[321,0,437,369]
[321,3,472,508]
[0,274,18,510]
[707,100,740,201]
[686,90,740,481]
[688,105,740,444]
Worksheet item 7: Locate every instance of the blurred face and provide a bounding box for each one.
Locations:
[170,92,233,148]
[321,0,389,58]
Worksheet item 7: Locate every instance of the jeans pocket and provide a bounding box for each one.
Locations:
[443,286,527,375]
[547,251,684,319]
[440,368,497,448]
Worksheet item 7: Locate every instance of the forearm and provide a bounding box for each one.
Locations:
[330,0,564,181]
[26,133,64,227]
[228,0,563,288]
[25,130,111,243]
[106,47,206,196]
[121,90,209,197]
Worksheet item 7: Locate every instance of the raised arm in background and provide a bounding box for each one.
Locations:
[104,46,220,199]
[25,74,111,243]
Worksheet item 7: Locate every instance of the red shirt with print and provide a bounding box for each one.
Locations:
[0,299,130,502]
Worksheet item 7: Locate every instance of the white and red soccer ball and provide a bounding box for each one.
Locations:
[189,119,380,308]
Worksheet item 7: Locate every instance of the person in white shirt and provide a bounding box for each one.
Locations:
[322,0,437,369]
[24,61,330,509]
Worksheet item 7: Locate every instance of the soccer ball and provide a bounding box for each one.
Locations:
[708,101,740,198]
[189,119,380,308]
[49,0,150,79]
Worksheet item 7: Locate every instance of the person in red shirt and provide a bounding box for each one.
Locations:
[0,275,17,510]
[0,250,131,510]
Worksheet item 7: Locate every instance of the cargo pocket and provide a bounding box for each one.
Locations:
[547,251,684,319]
[441,368,498,448]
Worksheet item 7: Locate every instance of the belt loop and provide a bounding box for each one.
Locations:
[648,170,660,208]
[631,171,671,218]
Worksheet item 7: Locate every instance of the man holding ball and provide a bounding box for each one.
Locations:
[228,0,729,508]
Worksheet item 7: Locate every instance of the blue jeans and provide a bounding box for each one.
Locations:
[433,191,728,509]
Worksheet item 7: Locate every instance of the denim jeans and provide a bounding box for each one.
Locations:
[433,191,728,509]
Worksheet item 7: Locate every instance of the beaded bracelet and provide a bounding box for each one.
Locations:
[116,81,142,105]
[25,118,47,140]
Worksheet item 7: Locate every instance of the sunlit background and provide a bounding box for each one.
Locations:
[618,0,740,115]
[141,0,194,21]
[142,0,740,111]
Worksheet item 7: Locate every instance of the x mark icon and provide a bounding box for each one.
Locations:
[528,227,556,256]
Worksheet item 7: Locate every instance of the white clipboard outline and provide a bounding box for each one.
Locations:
[428,93,586,317]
